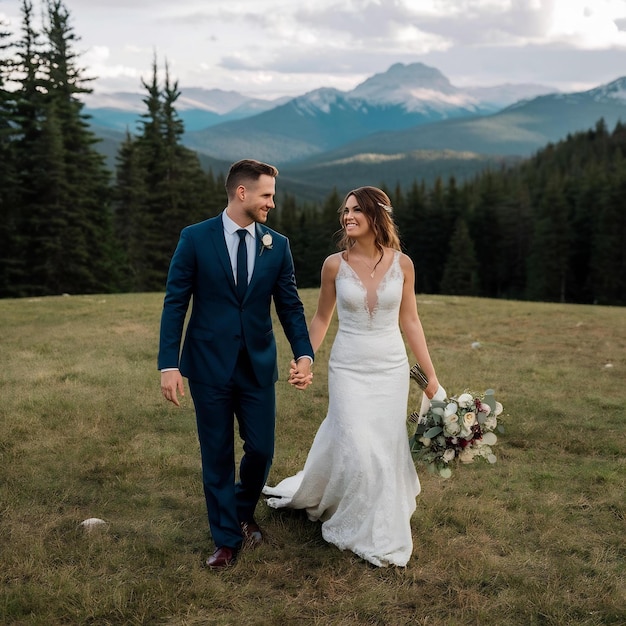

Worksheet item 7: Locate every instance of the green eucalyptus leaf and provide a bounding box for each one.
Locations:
[424,426,443,439]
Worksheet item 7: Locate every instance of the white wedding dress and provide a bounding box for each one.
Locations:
[263,251,420,567]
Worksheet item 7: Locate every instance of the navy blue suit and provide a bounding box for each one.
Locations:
[158,214,313,549]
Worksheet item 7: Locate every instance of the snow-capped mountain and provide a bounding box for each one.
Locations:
[348,62,484,115]
[88,62,626,175]
[181,62,553,164]
[579,76,626,104]
[85,62,555,134]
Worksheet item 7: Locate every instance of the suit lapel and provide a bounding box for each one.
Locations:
[207,216,237,292]
[247,224,270,297]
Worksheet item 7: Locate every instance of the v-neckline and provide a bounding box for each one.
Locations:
[341,252,397,315]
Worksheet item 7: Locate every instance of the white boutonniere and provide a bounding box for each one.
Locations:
[260,232,273,256]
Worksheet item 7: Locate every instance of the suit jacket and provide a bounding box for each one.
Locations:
[158,214,313,387]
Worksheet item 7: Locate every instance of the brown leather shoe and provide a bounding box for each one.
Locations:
[206,546,237,569]
[240,521,263,546]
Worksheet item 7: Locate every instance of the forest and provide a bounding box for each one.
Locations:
[1,0,625,305]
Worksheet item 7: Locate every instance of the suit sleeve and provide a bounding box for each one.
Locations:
[157,229,195,370]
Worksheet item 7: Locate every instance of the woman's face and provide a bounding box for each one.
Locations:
[342,194,371,238]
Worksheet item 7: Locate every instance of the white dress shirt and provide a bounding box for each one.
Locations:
[222,209,255,286]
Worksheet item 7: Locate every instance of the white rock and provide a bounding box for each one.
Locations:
[79,518,108,531]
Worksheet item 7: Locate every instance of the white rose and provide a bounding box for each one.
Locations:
[463,411,477,430]
[419,436,431,447]
[460,412,475,439]
[494,401,503,416]
[443,421,461,437]
[443,409,459,430]
[261,233,273,248]
[457,393,474,409]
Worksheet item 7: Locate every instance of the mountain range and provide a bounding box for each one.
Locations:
[86,62,626,201]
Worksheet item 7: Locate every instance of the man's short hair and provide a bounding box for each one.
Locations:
[225,159,279,199]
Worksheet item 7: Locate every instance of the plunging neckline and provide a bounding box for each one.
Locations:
[341,252,398,316]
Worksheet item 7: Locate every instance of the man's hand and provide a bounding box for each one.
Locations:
[161,370,185,407]
[288,357,313,390]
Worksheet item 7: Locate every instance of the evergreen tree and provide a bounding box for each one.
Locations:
[493,176,532,300]
[440,217,479,295]
[396,180,428,292]
[422,177,451,294]
[9,0,119,296]
[591,167,626,305]
[114,57,214,291]
[8,0,48,296]
[567,168,601,303]
[468,170,505,297]
[526,177,571,302]
[0,22,19,296]
[204,167,228,218]
[296,188,340,288]
[44,0,118,293]
[113,132,148,291]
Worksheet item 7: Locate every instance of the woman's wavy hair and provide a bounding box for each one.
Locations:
[336,186,401,253]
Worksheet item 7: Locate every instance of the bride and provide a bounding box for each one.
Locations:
[264,186,445,567]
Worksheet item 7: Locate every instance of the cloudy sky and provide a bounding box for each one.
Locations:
[3,0,626,99]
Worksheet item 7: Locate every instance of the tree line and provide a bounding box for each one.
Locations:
[1,0,624,305]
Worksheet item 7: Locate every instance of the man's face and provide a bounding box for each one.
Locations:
[242,174,276,224]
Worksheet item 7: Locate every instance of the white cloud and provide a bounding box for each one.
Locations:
[3,0,626,97]
[547,0,626,48]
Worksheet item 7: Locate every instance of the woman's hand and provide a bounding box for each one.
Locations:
[288,358,313,390]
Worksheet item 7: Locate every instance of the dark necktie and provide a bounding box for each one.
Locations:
[236,229,248,301]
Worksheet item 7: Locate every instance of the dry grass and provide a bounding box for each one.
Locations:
[0,292,624,625]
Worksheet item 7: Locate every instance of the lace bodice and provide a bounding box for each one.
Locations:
[335,251,404,333]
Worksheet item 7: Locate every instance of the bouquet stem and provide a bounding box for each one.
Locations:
[409,363,429,391]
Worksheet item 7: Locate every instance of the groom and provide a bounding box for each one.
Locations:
[158,159,314,569]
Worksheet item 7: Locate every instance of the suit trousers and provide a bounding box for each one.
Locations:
[189,347,276,550]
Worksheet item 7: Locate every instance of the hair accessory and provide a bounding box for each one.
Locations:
[377,202,392,213]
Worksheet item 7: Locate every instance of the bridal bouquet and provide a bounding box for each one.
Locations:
[407,364,504,479]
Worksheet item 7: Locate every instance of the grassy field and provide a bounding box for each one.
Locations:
[0,291,624,625]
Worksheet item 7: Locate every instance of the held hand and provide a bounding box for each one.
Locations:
[288,358,313,390]
[161,370,185,407]
[424,379,440,400]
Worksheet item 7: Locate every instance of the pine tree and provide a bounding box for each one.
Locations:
[440,217,479,295]
[9,0,119,296]
[493,175,532,300]
[396,180,428,292]
[423,177,451,294]
[11,0,52,296]
[296,188,340,288]
[113,132,148,291]
[45,0,119,293]
[114,56,215,291]
[468,170,505,297]
[526,177,571,302]
[0,21,20,296]
[591,167,626,305]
